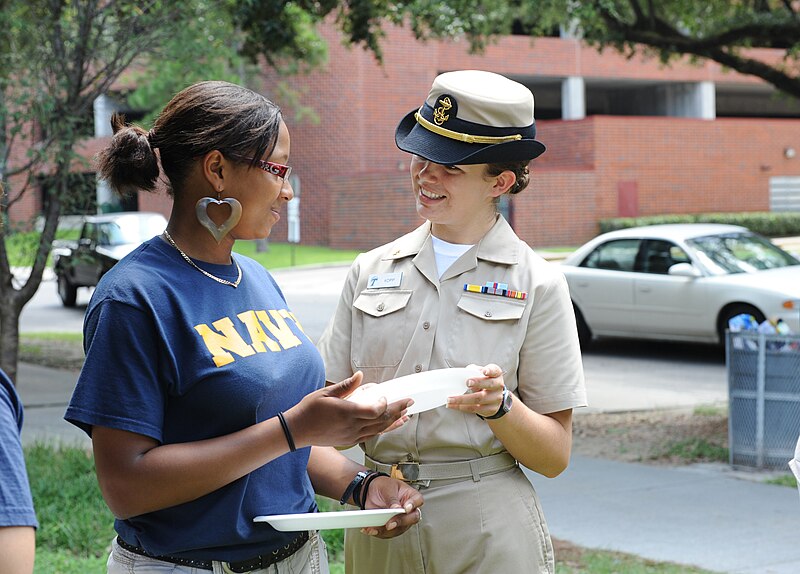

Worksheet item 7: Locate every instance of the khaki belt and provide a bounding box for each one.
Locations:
[365,452,517,483]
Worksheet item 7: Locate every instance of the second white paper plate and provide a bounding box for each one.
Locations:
[254,508,405,531]
[346,367,482,415]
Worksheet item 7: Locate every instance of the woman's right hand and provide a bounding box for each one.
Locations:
[284,371,412,448]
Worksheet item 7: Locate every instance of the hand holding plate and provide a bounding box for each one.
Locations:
[359,476,424,538]
[446,363,506,418]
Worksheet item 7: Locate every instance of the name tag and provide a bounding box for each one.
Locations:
[368,272,403,289]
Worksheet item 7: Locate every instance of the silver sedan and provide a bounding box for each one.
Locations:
[560,224,800,346]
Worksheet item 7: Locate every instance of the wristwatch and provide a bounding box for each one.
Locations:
[478,388,513,420]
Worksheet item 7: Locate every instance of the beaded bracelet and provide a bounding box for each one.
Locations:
[276,412,296,452]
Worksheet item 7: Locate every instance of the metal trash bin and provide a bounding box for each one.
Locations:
[727,331,800,469]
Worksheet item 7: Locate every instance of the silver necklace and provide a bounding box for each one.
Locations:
[162,230,242,288]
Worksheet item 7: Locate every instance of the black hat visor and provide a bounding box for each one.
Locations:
[395,104,546,165]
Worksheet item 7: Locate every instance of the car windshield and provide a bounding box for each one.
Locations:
[685,232,800,275]
[97,216,166,246]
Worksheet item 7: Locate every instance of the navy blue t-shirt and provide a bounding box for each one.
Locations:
[0,369,38,529]
[65,237,324,561]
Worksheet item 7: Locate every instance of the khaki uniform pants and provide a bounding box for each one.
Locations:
[345,467,553,574]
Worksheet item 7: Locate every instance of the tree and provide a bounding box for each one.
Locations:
[0,1,230,382]
[559,1,800,100]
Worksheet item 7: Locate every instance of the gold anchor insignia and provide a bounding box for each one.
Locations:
[433,96,452,125]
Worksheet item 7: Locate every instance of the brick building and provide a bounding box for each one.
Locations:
[8,22,800,250]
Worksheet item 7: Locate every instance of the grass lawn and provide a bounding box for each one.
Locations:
[25,444,349,574]
[232,240,360,270]
[766,473,798,488]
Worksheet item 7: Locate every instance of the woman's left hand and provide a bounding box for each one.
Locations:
[360,477,424,538]
[446,363,506,419]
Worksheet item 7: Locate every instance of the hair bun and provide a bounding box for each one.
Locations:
[97,118,160,195]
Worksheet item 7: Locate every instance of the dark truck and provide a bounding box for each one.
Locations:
[52,212,167,306]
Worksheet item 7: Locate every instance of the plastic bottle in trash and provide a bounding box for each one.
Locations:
[776,319,793,335]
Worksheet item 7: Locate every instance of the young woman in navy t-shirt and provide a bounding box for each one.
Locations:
[66,81,423,573]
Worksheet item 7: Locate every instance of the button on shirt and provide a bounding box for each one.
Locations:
[318,216,587,466]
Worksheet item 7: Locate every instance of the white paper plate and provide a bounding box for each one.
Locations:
[254,508,406,531]
[346,367,483,415]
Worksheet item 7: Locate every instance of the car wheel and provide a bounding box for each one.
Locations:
[573,304,592,349]
[57,274,78,307]
[717,304,765,344]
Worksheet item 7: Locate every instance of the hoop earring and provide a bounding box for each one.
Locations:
[195,187,242,243]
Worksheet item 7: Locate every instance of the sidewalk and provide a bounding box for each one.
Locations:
[14,360,800,573]
[526,457,800,574]
[17,362,88,448]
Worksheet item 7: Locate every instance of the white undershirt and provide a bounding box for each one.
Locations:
[431,235,474,278]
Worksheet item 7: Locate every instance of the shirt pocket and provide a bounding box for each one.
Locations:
[445,291,528,369]
[352,289,413,369]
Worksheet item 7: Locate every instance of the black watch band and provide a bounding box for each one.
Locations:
[477,388,513,420]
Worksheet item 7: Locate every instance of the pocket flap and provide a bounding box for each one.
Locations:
[457,292,526,321]
[354,290,412,318]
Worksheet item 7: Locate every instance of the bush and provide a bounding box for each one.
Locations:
[599,212,800,237]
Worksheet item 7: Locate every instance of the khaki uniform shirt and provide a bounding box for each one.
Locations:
[318,216,587,466]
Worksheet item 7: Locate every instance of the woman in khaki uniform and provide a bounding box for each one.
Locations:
[318,70,587,574]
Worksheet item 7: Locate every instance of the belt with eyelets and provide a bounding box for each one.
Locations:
[116,531,309,573]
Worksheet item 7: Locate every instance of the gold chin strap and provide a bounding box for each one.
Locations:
[414,108,523,144]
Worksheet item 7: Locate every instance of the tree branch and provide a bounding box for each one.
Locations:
[595,3,800,98]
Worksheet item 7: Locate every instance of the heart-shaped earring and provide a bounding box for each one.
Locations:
[195,197,243,243]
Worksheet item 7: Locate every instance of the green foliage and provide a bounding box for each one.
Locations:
[21,331,83,342]
[659,438,729,462]
[599,212,800,238]
[4,228,79,267]
[25,444,115,558]
[764,473,798,488]
[694,405,727,417]
[233,1,331,70]
[34,550,107,574]
[315,496,345,563]
[232,241,360,269]
[125,0,253,126]
[557,548,716,573]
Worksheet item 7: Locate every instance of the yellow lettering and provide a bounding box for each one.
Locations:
[194,317,256,367]
[237,310,281,352]
[256,310,302,350]
[281,310,305,334]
